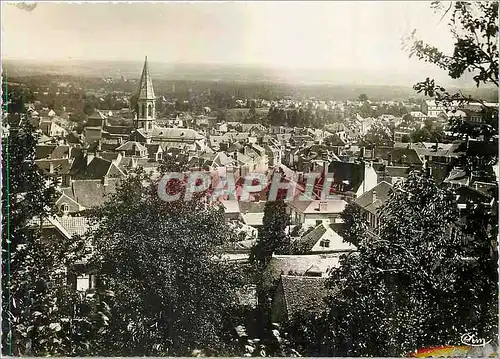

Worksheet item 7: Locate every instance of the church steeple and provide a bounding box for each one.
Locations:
[137,56,155,101]
[134,56,156,131]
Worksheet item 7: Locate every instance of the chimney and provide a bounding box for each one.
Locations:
[372,190,377,203]
[318,201,328,211]
[49,162,54,174]
[102,177,109,186]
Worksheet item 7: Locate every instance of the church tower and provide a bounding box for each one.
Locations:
[134,56,156,131]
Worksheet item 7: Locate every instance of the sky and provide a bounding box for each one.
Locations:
[2,1,458,83]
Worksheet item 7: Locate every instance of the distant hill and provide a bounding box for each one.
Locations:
[2,59,498,102]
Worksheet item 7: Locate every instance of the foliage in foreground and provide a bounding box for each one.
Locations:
[86,166,245,356]
[323,171,497,356]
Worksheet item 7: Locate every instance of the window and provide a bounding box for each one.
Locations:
[320,239,330,248]
[148,104,153,117]
[76,274,90,292]
[61,203,69,213]
[141,104,146,118]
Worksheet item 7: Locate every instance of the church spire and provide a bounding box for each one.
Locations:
[137,56,155,100]
[134,56,156,131]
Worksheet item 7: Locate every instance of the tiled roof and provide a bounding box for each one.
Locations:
[51,145,71,159]
[103,125,133,135]
[227,142,244,152]
[455,185,493,205]
[87,110,107,121]
[294,224,327,252]
[116,141,147,153]
[385,166,411,179]
[137,126,204,141]
[239,201,267,214]
[81,157,113,179]
[298,144,341,162]
[302,200,347,214]
[99,151,121,162]
[279,275,328,320]
[241,213,264,227]
[444,168,468,184]
[35,158,72,175]
[213,152,234,167]
[35,144,57,159]
[145,143,163,153]
[221,200,240,214]
[70,178,120,208]
[56,216,91,238]
[263,253,342,290]
[391,148,423,165]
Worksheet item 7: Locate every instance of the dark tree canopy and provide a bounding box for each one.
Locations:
[324,172,497,356]
[86,166,243,356]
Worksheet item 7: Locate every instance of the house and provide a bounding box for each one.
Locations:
[32,215,95,291]
[221,200,241,221]
[288,200,347,226]
[145,143,164,162]
[414,142,462,164]
[292,222,356,253]
[56,192,85,215]
[388,147,424,168]
[239,201,267,230]
[443,167,470,188]
[271,275,328,323]
[394,131,411,143]
[353,181,393,231]
[86,110,107,127]
[75,156,126,181]
[84,127,104,144]
[421,100,447,117]
[116,141,148,157]
[39,121,67,138]
[35,158,73,186]
[131,126,205,149]
[376,165,411,185]
[262,253,343,293]
[326,160,378,198]
[61,178,121,208]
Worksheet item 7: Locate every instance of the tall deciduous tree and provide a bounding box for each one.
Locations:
[249,200,291,271]
[86,166,243,356]
[2,94,110,356]
[324,171,497,357]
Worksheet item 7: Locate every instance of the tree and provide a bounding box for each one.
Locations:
[249,200,291,271]
[2,97,110,356]
[408,0,498,293]
[85,165,243,356]
[401,134,411,143]
[249,199,291,344]
[323,171,497,356]
[358,94,369,102]
[339,202,368,247]
[361,122,394,147]
[407,1,499,142]
[407,1,498,87]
